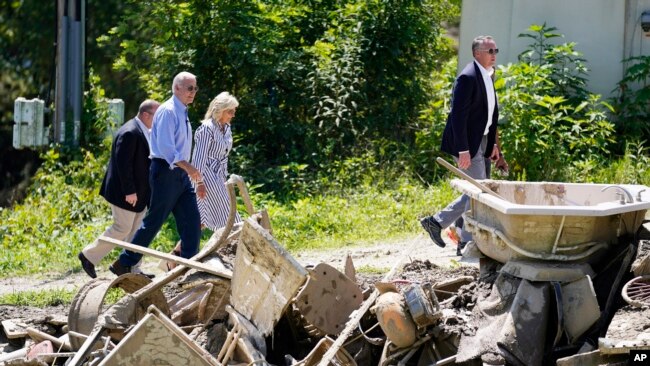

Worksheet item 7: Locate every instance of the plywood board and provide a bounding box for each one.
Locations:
[99,312,217,366]
[2,319,27,339]
[230,219,308,335]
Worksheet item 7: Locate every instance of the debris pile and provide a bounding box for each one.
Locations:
[1,177,650,365]
[0,215,482,366]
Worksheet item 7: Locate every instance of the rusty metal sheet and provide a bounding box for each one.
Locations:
[295,263,363,335]
[68,274,169,350]
[230,219,308,335]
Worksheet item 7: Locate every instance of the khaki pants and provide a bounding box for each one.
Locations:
[82,204,147,265]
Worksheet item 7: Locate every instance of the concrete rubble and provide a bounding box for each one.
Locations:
[2,180,650,365]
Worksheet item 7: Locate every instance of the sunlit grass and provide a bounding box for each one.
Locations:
[0,288,76,307]
[356,264,390,275]
[267,178,457,252]
[0,285,127,308]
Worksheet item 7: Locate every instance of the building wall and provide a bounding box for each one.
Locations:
[460,0,650,97]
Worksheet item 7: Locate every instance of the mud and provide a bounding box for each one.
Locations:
[606,305,650,340]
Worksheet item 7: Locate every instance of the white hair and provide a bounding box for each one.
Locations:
[203,92,239,121]
[171,71,196,94]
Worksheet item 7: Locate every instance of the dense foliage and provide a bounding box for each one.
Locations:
[97,0,459,196]
[611,55,650,144]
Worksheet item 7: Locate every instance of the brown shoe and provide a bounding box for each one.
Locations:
[166,248,181,271]
[109,259,131,276]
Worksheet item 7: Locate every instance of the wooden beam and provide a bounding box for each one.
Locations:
[97,236,232,280]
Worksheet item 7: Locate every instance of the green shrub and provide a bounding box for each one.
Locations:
[611,55,650,145]
[497,24,616,181]
[579,141,650,184]
[413,58,457,181]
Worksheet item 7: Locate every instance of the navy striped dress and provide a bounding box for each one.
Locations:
[191,119,241,230]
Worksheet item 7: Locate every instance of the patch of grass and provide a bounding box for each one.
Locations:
[0,288,76,307]
[356,264,389,275]
[104,287,126,305]
[0,286,127,309]
[267,177,457,252]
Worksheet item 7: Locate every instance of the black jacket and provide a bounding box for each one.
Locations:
[99,118,151,212]
[441,61,498,158]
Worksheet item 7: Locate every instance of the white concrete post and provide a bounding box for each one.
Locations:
[13,98,47,149]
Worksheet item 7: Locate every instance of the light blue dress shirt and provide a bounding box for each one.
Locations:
[150,95,192,169]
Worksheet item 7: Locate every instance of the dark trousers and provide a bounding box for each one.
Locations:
[118,159,200,266]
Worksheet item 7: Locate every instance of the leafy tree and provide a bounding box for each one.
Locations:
[517,23,590,103]
[100,0,460,196]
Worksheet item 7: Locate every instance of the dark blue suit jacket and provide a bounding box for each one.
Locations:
[99,118,151,212]
[441,61,498,158]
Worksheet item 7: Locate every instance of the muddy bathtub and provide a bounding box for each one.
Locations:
[450,180,650,264]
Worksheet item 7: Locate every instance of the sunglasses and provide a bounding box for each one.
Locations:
[480,48,499,55]
[184,85,199,92]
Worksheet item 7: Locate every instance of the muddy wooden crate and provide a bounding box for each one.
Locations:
[450,180,650,263]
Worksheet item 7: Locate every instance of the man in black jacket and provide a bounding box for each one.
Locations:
[77,99,159,278]
[420,35,507,255]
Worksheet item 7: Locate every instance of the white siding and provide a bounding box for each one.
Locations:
[460,0,650,97]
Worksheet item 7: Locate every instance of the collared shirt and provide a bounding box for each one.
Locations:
[150,95,192,169]
[475,60,496,136]
[134,116,152,149]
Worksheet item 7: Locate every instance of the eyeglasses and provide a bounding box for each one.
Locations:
[480,48,499,55]
[184,85,199,92]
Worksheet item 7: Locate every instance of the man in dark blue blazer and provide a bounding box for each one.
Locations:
[77,99,160,278]
[421,35,507,255]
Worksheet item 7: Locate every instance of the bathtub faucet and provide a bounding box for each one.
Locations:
[601,185,634,204]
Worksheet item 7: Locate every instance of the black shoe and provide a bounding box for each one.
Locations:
[457,241,467,256]
[420,216,445,248]
[78,252,97,279]
[132,268,155,279]
[109,259,131,276]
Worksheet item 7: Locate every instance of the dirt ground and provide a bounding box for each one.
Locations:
[0,232,474,297]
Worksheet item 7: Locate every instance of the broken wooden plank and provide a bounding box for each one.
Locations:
[631,240,650,276]
[97,236,232,279]
[26,327,71,351]
[230,219,308,335]
[2,319,27,339]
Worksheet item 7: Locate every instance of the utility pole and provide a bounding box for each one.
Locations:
[54,0,85,146]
